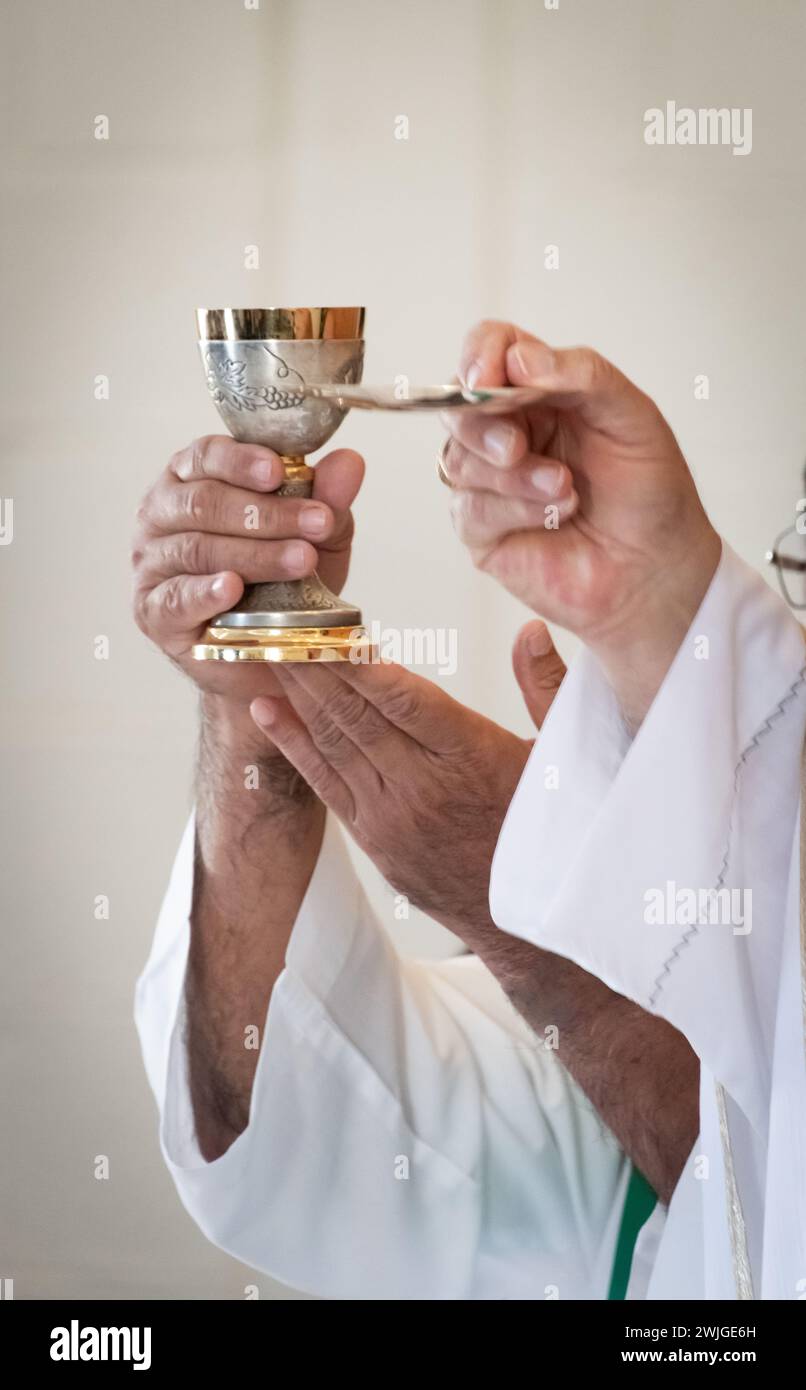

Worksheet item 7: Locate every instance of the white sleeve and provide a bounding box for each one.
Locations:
[135,815,630,1301]
[490,543,806,1138]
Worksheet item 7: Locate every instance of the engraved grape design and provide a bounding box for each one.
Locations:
[205,349,305,412]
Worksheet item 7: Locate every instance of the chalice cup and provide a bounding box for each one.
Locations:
[192,306,369,662]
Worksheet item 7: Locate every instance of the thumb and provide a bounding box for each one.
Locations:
[512,620,567,732]
[311,447,365,594]
[506,337,661,442]
[312,447,365,514]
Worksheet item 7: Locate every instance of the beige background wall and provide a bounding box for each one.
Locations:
[2,0,805,1298]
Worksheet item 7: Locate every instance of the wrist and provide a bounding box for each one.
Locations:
[589,527,722,732]
[475,930,616,1036]
[197,692,321,851]
[200,692,277,759]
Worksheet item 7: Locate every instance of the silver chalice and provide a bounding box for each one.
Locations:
[193,306,369,662]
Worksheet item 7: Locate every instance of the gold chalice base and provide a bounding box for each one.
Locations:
[192,624,371,663]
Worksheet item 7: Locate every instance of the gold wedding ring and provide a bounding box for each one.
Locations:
[436,439,454,488]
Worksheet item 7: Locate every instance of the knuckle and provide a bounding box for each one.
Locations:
[468,317,503,341]
[331,690,383,739]
[252,497,278,535]
[174,436,215,481]
[578,347,607,389]
[130,520,150,568]
[533,661,565,692]
[177,530,206,572]
[161,578,185,618]
[133,496,153,533]
[188,437,209,479]
[166,448,184,478]
[250,538,282,575]
[183,479,216,529]
[382,684,420,727]
[131,587,149,634]
[456,489,491,528]
[311,713,345,757]
[326,687,358,726]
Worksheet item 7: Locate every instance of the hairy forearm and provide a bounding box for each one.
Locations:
[470,928,698,1205]
[186,695,325,1162]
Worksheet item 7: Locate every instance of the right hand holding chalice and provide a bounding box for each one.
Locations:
[131,436,365,711]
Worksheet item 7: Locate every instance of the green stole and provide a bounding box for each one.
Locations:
[607,1165,657,1300]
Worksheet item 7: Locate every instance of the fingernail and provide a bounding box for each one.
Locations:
[527,624,553,658]
[251,457,276,486]
[512,341,555,381]
[483,423,521,466]
[531,462,566,497]
[210,573,229,597]
[284,542,307,573]
[251,697,276,727]
[300,504,328,536]
[463,361,482,390]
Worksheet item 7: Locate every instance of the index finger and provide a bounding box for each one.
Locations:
[458,319,534,390]
[169,435,286,492]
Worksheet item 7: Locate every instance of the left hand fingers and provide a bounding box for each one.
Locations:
[440,405,557,468]
[450,486,578,549]
[442,436,575,503]
[329,659,463,752]
[458,319,526,388]
[273,666,402,790]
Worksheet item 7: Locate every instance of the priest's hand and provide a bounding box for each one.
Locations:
[131,436,364,719]
[133,437,364,1158]
[250,628,699,1203]
[249,620,565,948]
[442,321,722,728]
